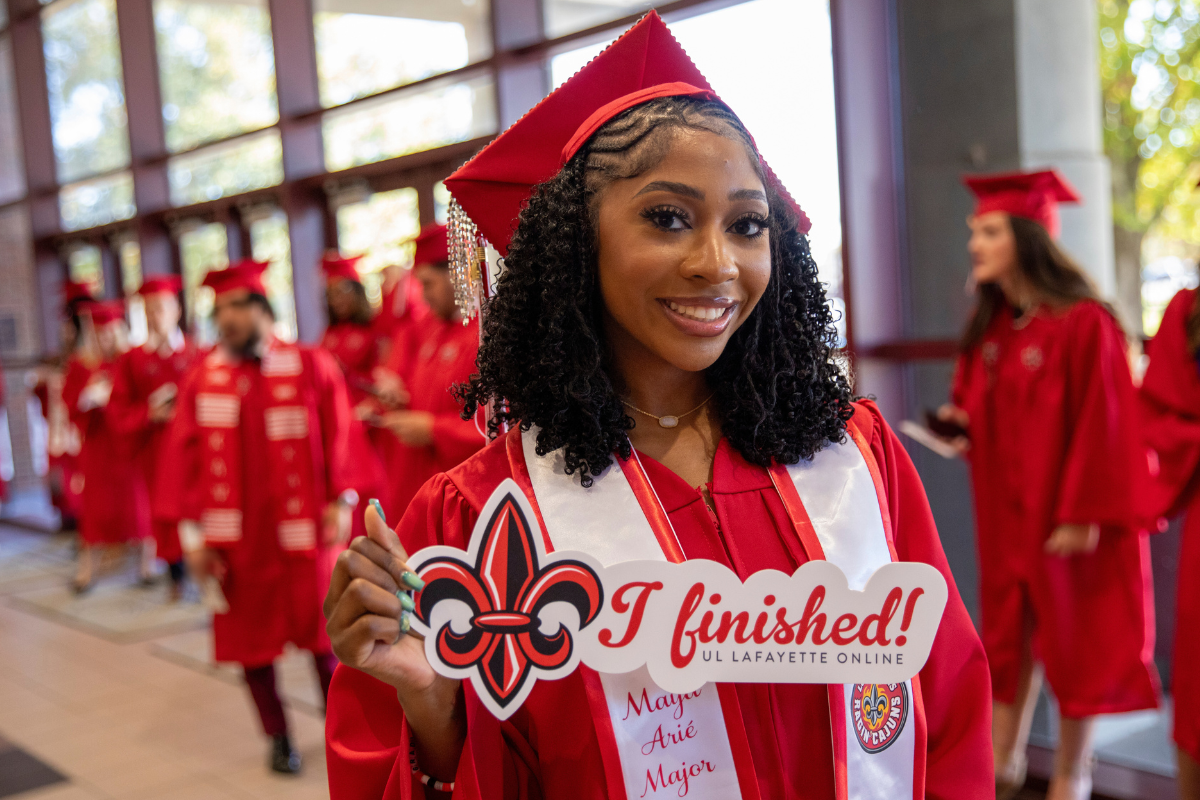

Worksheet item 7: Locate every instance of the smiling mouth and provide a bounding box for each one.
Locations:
[665,301,732,322]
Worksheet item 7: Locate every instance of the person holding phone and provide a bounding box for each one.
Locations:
[941,170,1159,800]
[109,276,198,600]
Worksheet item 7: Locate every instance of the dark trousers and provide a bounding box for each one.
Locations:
[243,651,338,737]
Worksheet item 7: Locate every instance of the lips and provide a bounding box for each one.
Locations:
[658,297,737,338]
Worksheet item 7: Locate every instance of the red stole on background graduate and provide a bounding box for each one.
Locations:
[194,342,318,553]
[510,426,925,800]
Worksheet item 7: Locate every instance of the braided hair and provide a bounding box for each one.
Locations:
[458,96,853,485]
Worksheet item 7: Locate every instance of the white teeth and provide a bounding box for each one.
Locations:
[667,301,727,322]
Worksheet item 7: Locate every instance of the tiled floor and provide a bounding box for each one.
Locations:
[0,525,332,800]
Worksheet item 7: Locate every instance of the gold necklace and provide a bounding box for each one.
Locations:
[622,393,714,429]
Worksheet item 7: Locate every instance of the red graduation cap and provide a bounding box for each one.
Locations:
[137,275,183,297]
[444,11,809,258]
[81,300,125,326]
[201,259,270,298]
[412,223,449,267]
[962,169,1081,238]
[62,280,95,305]
[322,254,363,285]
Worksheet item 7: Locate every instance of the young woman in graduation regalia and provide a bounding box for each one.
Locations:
[1138,287,1200,800]
[323,13,992,799]
[942,170,1160,800]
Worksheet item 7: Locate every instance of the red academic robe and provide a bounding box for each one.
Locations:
[380,316,484,519]
[952,299,1159,717]
[375,273,430,361]
[34,364,84,525]
[325,401,994,799]
[1138,287,1200,760]
[107,337,199,563]
[158,344,353,666]
[322,320,387,541]
[63,358,151,546]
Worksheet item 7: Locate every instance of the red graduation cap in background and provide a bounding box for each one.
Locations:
[411,223,449,267]
[322,254,363,285]
[444,11,809,259]
[201,259,270,298]
[81,300,125,325]
[962,169,1081,238]
[137,275,183,297]
[62,280,95,306]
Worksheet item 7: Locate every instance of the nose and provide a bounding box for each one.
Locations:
[680,222,739,285]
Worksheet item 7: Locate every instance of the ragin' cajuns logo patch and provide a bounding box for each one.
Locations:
[851,682,909,753]
[408,480,948,721]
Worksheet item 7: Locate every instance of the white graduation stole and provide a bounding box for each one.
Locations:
[519,426,923,800]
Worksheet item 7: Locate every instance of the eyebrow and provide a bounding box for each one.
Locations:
[633,181,768,204]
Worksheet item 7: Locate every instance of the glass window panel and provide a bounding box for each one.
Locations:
[323,73,496,171]
[249,210,298,342]
[42,0,131,183]
[549,36,612,89]
[67,244,104,296]
[433,181,451,224]
[167,130,284,206]
[179,221,227,342]
[0,207,40,361]
[0,37,26,204]
[59,170,136,231]
[542,0,653,40]
[117,236,142,294]
[314,0,491,108]
[336,187,419,305]
[155,0,279,153]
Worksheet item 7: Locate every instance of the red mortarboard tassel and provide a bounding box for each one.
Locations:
[322,254,363,285]
[442,10,809,321]
[137,276,183,297]
[201,259,270,298]
[962,169,1081,239]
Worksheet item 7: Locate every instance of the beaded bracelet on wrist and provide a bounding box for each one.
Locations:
[409,743,455,793]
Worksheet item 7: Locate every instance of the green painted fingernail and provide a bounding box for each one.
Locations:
[398,591,415,611]
[370,498,386,525]
[401,571,425,590]
[400,612,411,633]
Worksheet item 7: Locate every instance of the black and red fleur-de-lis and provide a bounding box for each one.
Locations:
[413,489,603,713]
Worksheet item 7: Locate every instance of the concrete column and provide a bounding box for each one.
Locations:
[1014,0,1116,301]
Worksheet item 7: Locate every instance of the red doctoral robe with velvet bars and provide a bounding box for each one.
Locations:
[325,402,993,799]
[952,299,1159,717]
[108,337,199,563]
[1138,287,1200,760]
[158,343,353,666]
[64,357,150,545]
[379,316,484,520]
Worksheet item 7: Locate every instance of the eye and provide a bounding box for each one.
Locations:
[641,206,691,231]
[729,214,769,238]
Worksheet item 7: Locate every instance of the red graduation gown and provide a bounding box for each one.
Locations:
[158,345,353,666]
[1138,287,1200,759]
[325,401,993,799]
[322,320,388,540]
[107,338,199,563]
[33,364,84,525]
[952,299,1159,717]
[63,358,150,546]
[380,316,484,519]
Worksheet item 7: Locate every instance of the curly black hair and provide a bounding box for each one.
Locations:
[459,96,854,485]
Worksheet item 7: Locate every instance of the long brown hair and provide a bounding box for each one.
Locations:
[961,215,1114,350]
[1186,290,1200,357]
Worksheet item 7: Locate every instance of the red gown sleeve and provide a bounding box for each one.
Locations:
[1140,289,1200,520]
[851,400,994,800]
[106,352,151,444]
[154,366,203,523]
[1054,302,1144,529]
[310,346,354,500]
[325,471,539,800]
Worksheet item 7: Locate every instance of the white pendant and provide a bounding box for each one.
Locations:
[658,415,679,428]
